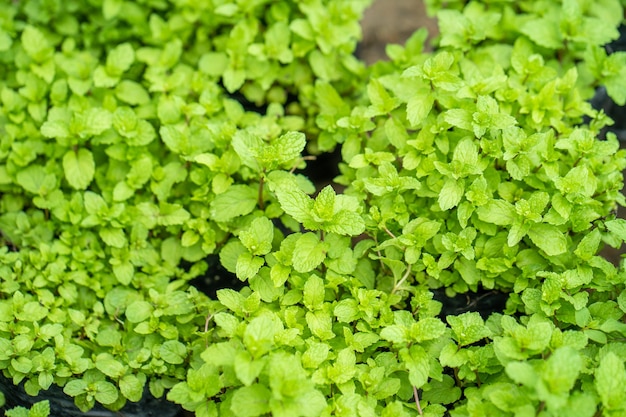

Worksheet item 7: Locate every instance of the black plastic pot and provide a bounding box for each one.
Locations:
[431,288,509,320]
[0,376,183,417]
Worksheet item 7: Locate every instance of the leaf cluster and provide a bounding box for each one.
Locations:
[0,0,369,412]
[4,400,50,417]
[2,0,626,416]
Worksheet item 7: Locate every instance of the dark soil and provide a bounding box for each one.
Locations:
[359,0,437,64]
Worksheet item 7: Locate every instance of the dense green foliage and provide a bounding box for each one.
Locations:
[4,400,50,417]
[2,0,626,416]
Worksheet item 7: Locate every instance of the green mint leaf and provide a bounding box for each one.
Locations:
[16,166,57,195]
[243,313,281,359]
[292,233,328,273]
[232,130,263,171]
[21,26,53,62]
[603,54,626,105]
[475,95,517,135]
[438,178,464,211]
[446,312,491,346]
[249,273,283,303]
[41,120,69,139]
[505,361,538,387]
[93,381,119,405]
[63,380,88,397]
[239,217,274,256]
[476,199,516,226]
[273,183,314,226]
[325,207,365,237]
[406,95,434,127]
[223,67,246,93]
[12,356,33,374]
[113,182,134,202]
[234,351,265,387]
[384,116,409,149]
[302,343,330,369]
[158,202,190,226]
[303,275,325,311]
[308,185,365,235]
[198,52,229,76]
[82,108,113,136]
[0,29,11,52]
[453,138,479,167]
[605,219,626,243]
[220,240,248,274]
[235,131,308,172]
[313,186,336,220]
[84,192,109,219]
[159,125,187,154]
[16,301,48,322]
[29,400,51,417]
[230,384,271,417]
[62,148,95,190]
[556,166,597,198]
[595,352,626,410]
[125,300,153,323]
[160,340,187,365]
[95,327,121,347]
[367,78,400,116]
[521,16,563,49]
[268,131,306,169]
[102,0,123,19]
[236,252,264,281]
[333,298,360,323]
[93,65,119,88]
[314,80,350,116]
[106,42,135,76]
[327,348,357,384]
[444,109,473,131]
[541,346,581,395]
[119,374,144,403]
[574,228,601,260]
[401,346,430,388]
[115,80,151,105]
[618,291,626,314]
[527,223,567,256]
[265,21,293,63]
[305,310,335,340]
[210,185,258,223]
[216,289,246,316]
[380,325,408,344]
[95,353,127,378]
[99,227,127,248]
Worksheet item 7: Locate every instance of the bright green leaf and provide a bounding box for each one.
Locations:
[230,384,271,417]
[63,148,95,190]
[527,223,567,256]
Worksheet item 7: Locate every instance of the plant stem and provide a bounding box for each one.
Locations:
[204,313,213,347]
[391,266,412,294]
[290,155,316,174]
[383,226,397,239]
[413,385,423,416]
[536,401,545,417]
[258,175,265,210]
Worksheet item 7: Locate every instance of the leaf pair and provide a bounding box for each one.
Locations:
[270,172,365,236]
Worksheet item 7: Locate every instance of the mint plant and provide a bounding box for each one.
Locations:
[2,0,626,416]
[4,400,50,417]
[0,0,369,414]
